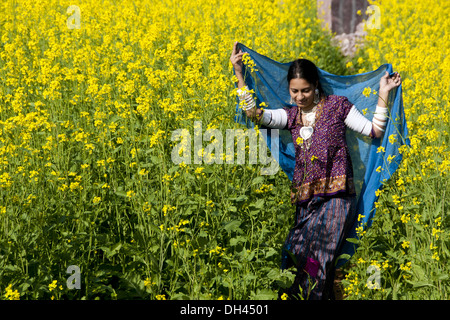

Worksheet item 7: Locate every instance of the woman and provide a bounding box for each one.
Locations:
[230,42,401,300]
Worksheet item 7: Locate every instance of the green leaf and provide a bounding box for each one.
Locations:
[441,241,450,258]
[168,165,179,174]
[412,281,436,289]
[382,219,393,233]
[433,197,446,218]
[412,222,424,232]
[243,273,257,282]
[3,264,21,273]
[230,236,246,246]
[335,253,351,266]
[266,269,280,280]
[412,264,427,281]
[265,248,278,259]
[170,292,191,300]
[233,195,248,202]
[115,190,128,197]
[223,220,242,233]
[246,250,256,261]
[434,273,449,281]
[345,237,360,244]
[385,249,398,259]
[254,199,265,209]
[100,242,123,259]
[251,289,278,300]
[251,176,265,185]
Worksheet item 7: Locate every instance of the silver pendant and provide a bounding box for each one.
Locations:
[299,126,313,140]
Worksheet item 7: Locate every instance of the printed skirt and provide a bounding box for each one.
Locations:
[281,195,357,300]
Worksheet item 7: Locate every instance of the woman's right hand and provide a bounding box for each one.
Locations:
[246,107,263,120]
[230,41,244,75]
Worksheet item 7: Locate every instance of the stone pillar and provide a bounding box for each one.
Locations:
[317,0,368,35]
[317,0,332,31]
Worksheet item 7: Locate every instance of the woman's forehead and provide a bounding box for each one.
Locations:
[289,78,313,88]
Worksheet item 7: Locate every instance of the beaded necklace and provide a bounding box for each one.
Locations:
[297,98,324,150]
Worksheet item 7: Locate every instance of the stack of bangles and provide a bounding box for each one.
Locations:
[237,87,286,128]
[372,105,388,132]
[237,86,256,111]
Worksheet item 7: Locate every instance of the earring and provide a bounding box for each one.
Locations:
[290,97,295,105]
[313,88,320,104]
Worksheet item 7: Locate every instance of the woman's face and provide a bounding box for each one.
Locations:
[289,78,316,109]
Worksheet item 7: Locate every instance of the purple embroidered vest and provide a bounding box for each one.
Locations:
[283,95,356,204]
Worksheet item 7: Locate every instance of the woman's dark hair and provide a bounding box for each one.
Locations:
[287,59,325,96]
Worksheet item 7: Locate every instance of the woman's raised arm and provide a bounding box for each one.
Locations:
[371,71,402,138]
[230,41,246,89]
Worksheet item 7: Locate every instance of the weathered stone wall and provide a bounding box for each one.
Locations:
[317,0,369,57]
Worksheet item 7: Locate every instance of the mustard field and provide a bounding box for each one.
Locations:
[341,0,450,299]
[0,0,449,300]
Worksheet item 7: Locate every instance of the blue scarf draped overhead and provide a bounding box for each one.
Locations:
[233,43,409,267]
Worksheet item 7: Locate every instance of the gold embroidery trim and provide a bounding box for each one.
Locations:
[290,175,355,203]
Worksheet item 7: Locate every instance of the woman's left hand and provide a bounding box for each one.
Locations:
[379,71,402,93]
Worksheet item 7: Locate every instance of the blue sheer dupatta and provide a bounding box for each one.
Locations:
[233,43,409,267]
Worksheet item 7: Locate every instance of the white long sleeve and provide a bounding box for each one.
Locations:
[344,105,373,136]
[345,105,388,136]
[260,109,288,129]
